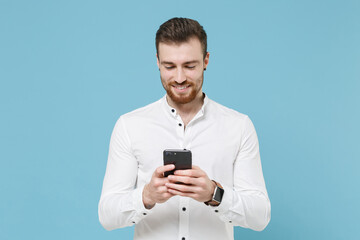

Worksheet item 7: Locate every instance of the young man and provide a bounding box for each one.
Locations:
[98,17,271,240]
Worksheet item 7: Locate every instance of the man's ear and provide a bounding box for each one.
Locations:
[156,53,160,69]
[203,52,210,70]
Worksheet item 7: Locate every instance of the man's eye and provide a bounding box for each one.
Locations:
[186,66,195,69]
[165,66,174,69]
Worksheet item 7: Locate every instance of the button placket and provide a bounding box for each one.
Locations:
[183,122,193,150]
[175,115,185,148]
[178,197,189,240]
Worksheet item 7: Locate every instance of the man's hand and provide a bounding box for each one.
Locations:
[165,165,216,202]
[142,164,176,209]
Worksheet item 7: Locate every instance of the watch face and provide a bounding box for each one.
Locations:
[214,186,224,203]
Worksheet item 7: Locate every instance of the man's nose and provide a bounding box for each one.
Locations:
[175,68,186,84]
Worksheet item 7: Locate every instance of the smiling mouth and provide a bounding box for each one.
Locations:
[173,85,190,90]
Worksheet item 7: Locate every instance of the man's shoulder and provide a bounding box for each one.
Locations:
[207,98,254,133]
[119,98,163,121]
[207,98,248,120]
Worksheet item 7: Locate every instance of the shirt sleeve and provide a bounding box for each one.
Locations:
[98,116,152,231]
[212,115,271,231]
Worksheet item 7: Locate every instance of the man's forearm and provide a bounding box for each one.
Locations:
[142,184,156,209]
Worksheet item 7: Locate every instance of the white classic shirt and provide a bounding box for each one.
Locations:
[98,94,271,240]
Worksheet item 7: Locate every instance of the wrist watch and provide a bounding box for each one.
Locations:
[204,180,224,206]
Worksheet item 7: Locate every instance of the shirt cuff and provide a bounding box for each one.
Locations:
[208,185,241,224]
[131,185,153,224]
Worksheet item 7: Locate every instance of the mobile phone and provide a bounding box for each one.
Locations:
[163,149,192,177]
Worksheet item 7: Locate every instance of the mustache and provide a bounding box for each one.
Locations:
[169,80,192,86]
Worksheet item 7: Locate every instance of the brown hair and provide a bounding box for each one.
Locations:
[156,17,207,58]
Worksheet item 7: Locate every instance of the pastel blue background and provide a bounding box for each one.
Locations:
[1,0,359,239]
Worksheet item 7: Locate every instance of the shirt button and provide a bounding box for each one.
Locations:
[132,221,135,224]
[171,109,175,113]
[182,207,186,211]
[143,213,147,215]
[182,238,185,240]
[229,221,232,223]
[179,123,182,127]
[215,210,219,213]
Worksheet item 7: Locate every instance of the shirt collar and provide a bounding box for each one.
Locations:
[161,93,209,119]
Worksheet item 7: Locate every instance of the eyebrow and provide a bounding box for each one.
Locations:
[161,60,200,65]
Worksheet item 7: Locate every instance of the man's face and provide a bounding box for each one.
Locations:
[157,37,209,105]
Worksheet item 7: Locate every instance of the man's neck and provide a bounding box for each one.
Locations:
[167,92,205,127]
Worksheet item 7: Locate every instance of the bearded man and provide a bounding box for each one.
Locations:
[98,17,271,240]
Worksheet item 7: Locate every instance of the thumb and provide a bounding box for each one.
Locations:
[154,164,175,177]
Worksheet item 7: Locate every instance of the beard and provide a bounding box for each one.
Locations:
[161,75,203,105]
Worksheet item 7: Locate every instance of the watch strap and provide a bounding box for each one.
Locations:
[204,180,224,206]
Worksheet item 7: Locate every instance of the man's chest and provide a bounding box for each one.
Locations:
[128,119,241,184]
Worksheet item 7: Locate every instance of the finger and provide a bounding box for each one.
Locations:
[168,175,194,185]
[167,188,197,198]
[153,176,172,187]
[165,182,198,193]
[158,192,175,203]
[154,164,175,177]
[174,169,202,178]
[157,185,170,193]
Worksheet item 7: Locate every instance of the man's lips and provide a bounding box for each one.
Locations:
[172,84,191,93]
